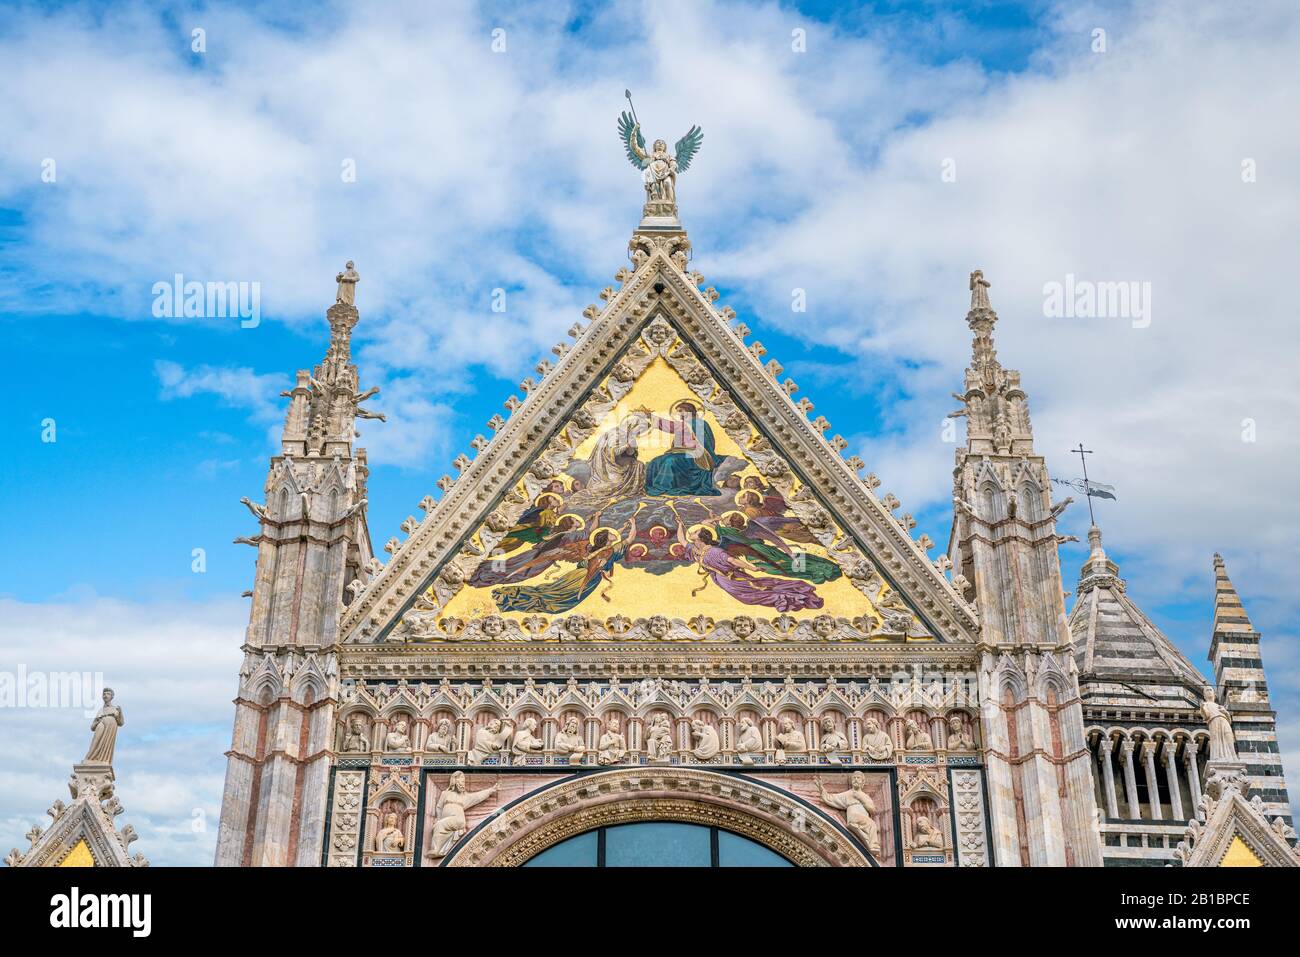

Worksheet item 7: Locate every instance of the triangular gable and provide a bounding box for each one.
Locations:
[1174,773,1298,868]
[341,239,977,645]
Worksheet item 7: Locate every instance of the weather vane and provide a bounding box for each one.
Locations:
[618,90,703,225]
[1051,443,1117,526]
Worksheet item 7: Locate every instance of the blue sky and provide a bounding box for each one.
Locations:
[2,0,1298,865]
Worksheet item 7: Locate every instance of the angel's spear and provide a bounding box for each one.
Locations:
[624,89,640,127]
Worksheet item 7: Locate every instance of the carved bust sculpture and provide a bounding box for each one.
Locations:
[691,719,720,760]
[428,772,497,859]
[775,717,806,752]
[905,718,933,750]
[946,715,975,751]
[597,716,627,765]
[819,715,849,752]
[913,815,943,849]
[646,713,674,761]
[555,716,586,764]
[374,812,405,853]
[736,717,763,764]
[341,715,369,753]
[861,718,894,760]
[1200,686,1237,763]
[512,717,543,755]
[468,718,514,765]
[428,718,455,753]
[819,772,881,854]
[83,688,123,765]
[384,718,411,752]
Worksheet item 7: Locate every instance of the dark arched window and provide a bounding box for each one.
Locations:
[521,821,794,867]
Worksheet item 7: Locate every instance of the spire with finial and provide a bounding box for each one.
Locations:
[276,261,384,457]
[1075,524,1122,594]
[950,269,1030,455]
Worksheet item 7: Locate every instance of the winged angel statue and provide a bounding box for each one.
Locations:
[618,110,703,215]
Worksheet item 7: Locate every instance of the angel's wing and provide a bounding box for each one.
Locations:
[618,111,647,169]
[674,125,703,172]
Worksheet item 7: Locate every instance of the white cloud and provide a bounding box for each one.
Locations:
[0,596,245,867]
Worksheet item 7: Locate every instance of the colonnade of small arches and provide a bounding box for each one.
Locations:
[1087,726,1210,823]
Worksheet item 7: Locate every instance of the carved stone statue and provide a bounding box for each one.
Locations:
[646,713,674,761]
[905,718,934,750]
[819,772,881,855]
[384,718,411,752]
[554,716,586,764]
[512,717,543,756]
[691,719,720,760]
[335,260,359,306]
[736,717,763,764]
[427,772,497,858]
[946,714,975,750]
[1201,687,1237,763]
[617,110,703,216]
[775,717,806,753]
[83,688,123,765]
[861,718,894,760]
[373,812,405,853]
[428,718,455,753]
[819,715,849,752]
[912,815,944,849]
[467,718,514,765]
[597,716,627,765]
[341,715,369,753]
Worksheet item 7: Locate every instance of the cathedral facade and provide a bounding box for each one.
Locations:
[202,152,1296,870]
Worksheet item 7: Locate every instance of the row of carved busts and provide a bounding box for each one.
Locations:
[339,708,980,762]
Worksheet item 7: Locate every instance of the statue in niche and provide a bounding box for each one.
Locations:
[335,260,360,306]
[735,717,763,765]
[946,714,975,750]
[819,772,881,855]
[775,717,806,757]
[373,811,405,853]
[83,688,124,765]
[819,715,848,752]
[467,718,514,766]
[1200,686,1237,763]
[905,718,933,750]
[555,716,587,764]
[646,712,675,762]
[912,815,944,849]
[691,719,720,760]
[512,717,544,756]
[384,718,411,752]
[597,716,627,765]
[427,772,497,859]
[341,715,369,753]
[861,718,894,760]
[428,718,455,753]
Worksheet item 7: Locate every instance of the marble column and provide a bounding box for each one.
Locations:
[1162,741,1184,820]
[1140,740,1162,820]
[1097,735,1119,818]
[1120,738,1141,818]
[1184,742,1203,813]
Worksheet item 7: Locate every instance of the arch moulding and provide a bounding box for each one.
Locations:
[442,768,871,868]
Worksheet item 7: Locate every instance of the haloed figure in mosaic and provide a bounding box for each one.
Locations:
[644,400,719,497]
